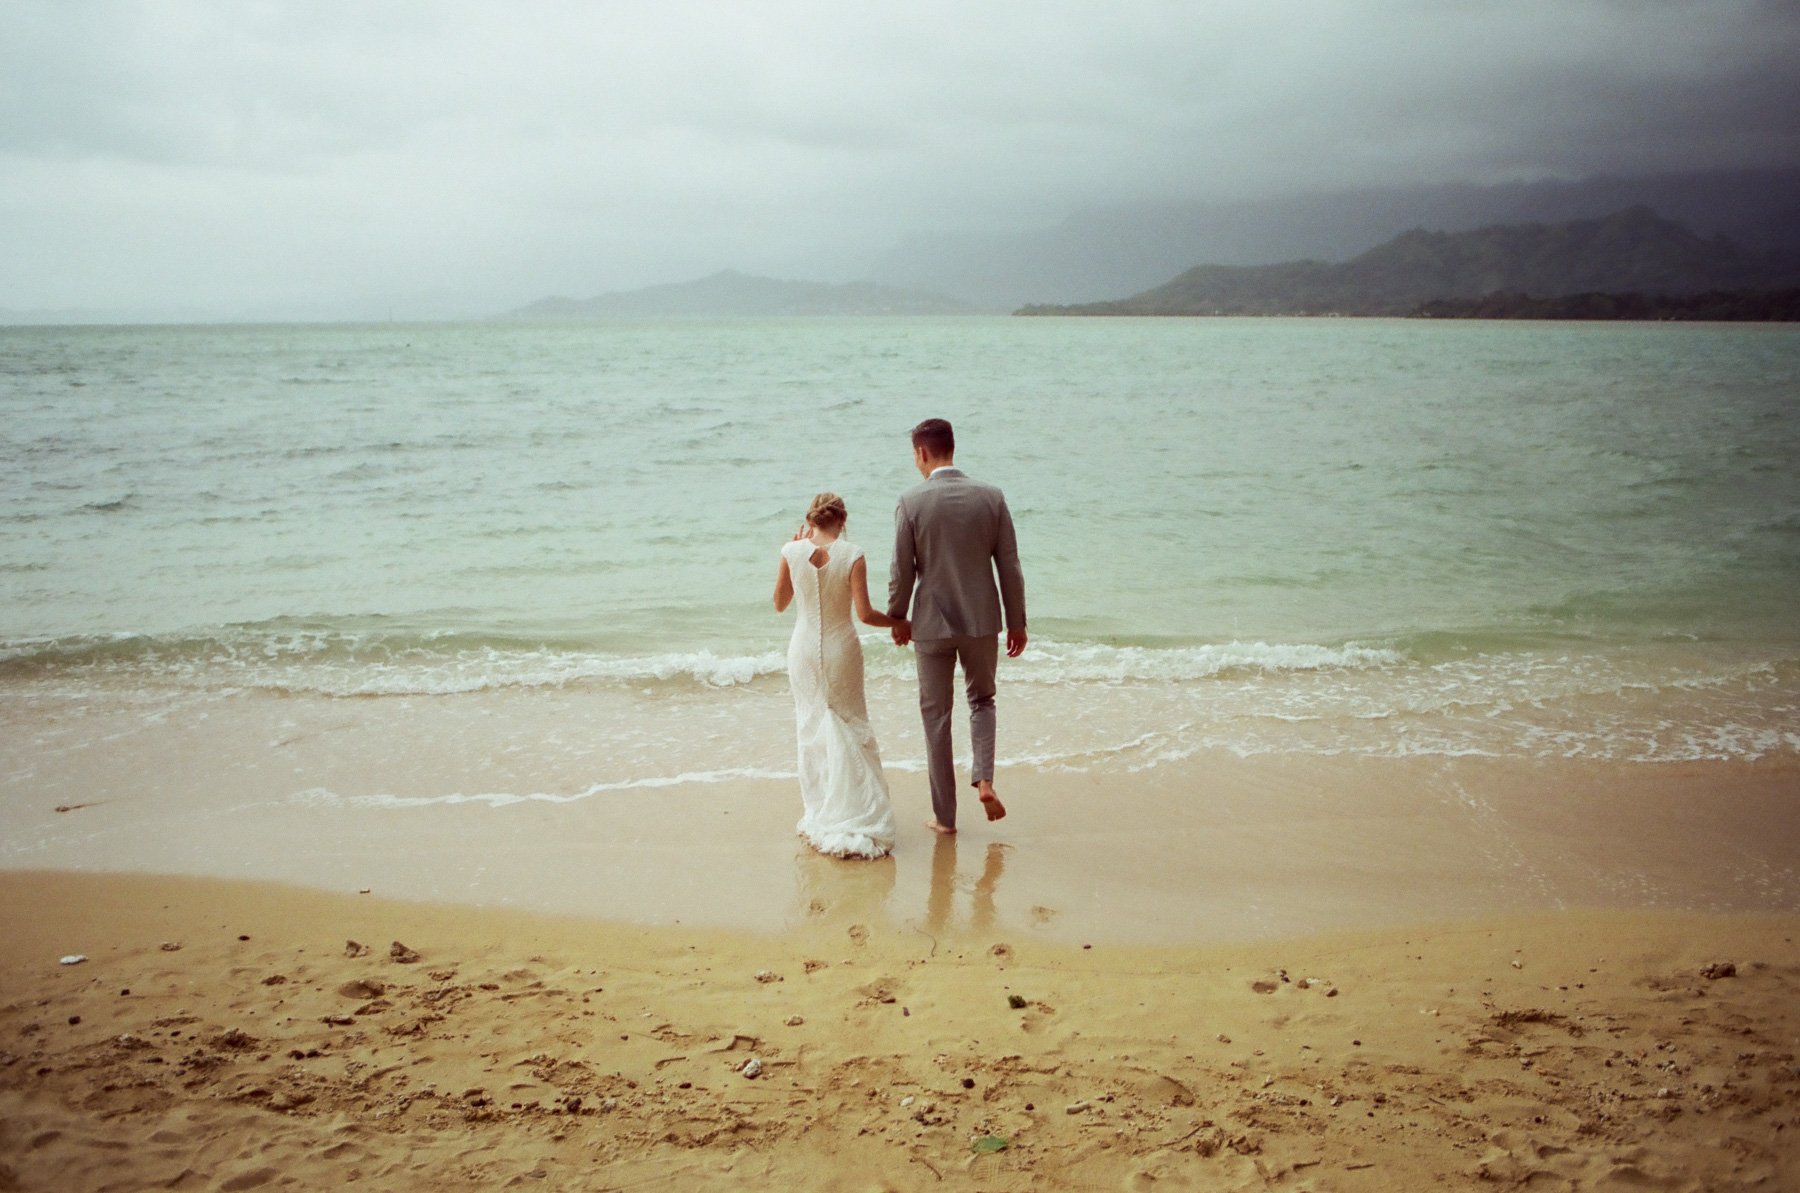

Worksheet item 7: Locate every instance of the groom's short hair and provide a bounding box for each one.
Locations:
[911,418,954,458]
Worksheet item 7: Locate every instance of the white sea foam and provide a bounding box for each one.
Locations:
[1,634,793,696]
[0,632,1406,697]
[1003,640,1407,684]
[314,636,1391,695]
[290,767,797,809]
[5,625,1797,768]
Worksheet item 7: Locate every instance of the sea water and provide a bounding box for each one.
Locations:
[2,317,1797,793]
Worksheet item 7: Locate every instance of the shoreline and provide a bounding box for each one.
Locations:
[6,684,1796,943]
[3,870,1797,1189]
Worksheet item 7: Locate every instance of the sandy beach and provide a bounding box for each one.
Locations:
[4,684,1800,1190]
[3,870,1797,1191]
[4,638,1798,1190]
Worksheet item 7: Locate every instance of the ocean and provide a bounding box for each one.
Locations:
[3,316,1798,808]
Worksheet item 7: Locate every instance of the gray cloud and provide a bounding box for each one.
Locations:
[3,0,1797,316]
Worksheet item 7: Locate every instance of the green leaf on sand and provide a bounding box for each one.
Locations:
[972,1135,1008,1154]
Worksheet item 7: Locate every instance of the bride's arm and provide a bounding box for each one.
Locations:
[773,553,794,612]
[850,557,902,630]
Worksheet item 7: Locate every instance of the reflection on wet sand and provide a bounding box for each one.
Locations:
[791,845,897,928]
[925,835,1009,937]
[789,834,1012,943]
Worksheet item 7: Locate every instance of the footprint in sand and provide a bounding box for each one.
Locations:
[856,978,899,1006]
[847,924,869,947]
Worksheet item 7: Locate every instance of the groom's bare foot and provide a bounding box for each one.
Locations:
[976,781,1007,821]
[925,819,957,835]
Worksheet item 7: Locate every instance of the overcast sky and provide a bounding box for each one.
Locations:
[4,0,1798,317]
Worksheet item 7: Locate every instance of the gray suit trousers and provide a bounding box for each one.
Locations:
[914,633,998,830]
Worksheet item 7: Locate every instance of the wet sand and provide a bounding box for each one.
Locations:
[3,681,1796,942]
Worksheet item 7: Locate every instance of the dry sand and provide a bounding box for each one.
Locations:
[3,870,1797,1191]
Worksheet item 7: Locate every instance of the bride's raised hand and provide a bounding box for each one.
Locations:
[792,521,814,542]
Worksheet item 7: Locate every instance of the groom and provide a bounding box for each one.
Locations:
[887,418,1027,835]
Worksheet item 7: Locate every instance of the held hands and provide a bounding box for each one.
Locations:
[886,621,1015,651]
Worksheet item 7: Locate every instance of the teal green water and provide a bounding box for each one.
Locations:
[3,317,1797,763]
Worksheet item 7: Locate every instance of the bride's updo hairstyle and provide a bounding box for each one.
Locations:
[806,492,848,532]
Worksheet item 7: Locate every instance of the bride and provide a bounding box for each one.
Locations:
[773,493,904,859]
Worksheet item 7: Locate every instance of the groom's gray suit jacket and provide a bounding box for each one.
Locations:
[887,469,1026,639]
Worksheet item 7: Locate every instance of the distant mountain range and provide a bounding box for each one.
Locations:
[866,167,1800,309]
[1016,207,1800,317]
[504,270,975,319]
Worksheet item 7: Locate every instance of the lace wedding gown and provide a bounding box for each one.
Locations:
[781,537,897,859]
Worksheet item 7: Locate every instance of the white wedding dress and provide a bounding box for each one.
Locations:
[781,537,897,859]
